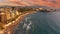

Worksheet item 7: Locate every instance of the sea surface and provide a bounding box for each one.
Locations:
[12,11,60,34]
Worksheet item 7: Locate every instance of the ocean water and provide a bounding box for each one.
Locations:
[12,11,60,34]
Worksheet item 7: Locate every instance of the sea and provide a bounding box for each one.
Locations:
[12,11,60,34]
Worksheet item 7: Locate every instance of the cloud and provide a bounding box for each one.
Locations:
[0,2,21,6]
[0,0,4,1]
[0,0,60,8]
[7,0,31,6]
[26,0,60,8]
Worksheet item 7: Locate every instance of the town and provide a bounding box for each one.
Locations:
[0,6,56,34]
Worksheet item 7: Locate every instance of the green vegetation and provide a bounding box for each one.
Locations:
[6,7,57,23]
[39,8,56,12]
[50,9,56,11]
[19,8,34,12]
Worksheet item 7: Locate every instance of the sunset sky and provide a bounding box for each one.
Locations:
[0,0,60,8]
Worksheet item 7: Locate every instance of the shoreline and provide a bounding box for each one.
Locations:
[0,11,37,34]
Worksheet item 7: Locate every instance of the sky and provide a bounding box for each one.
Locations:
[0,0,60,8]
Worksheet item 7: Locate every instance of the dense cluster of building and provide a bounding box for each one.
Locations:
[0,7,56,30]
[0,7,37,30]
[0,7,21,28]
[0,7,56,24]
